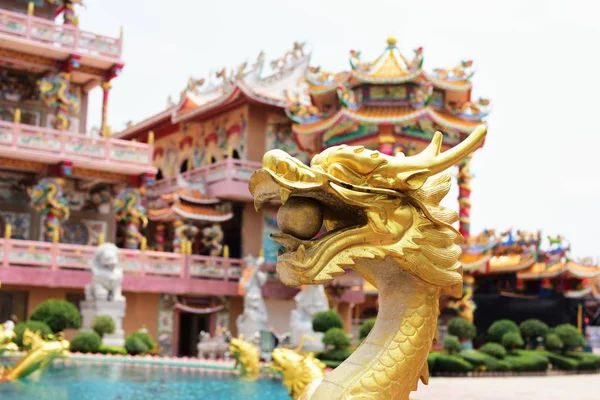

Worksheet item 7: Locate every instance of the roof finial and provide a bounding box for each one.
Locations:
[386,36,397,47]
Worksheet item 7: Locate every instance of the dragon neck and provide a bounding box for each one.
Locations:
[311,257,440,400]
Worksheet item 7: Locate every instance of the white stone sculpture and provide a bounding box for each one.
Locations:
[290,285,329,352]
[236,254,268,340]
[84,243,124,302]
[196,327,229,359]
[80,243,126,346]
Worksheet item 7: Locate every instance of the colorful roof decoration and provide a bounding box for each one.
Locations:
[287,37,489,154]
[115,42,311,139]
[148,175,233,223]
[349,37,423,84]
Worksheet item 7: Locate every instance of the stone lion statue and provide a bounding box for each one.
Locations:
[85,243,124,302]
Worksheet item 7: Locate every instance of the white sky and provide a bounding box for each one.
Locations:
[79,0,599,260]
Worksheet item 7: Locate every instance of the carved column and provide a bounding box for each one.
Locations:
[457,155,473,239]
[100,65,123,137]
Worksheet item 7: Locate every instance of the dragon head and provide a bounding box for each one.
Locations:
[249,126,486,295]
[270,347,326,397]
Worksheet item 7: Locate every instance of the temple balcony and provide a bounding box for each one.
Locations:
[0,8,123,69]
[0,238,365,302]
[0,120,155,176]
[150,158,262,201]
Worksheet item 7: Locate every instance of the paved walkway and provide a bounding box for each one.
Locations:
[414,375,598,400]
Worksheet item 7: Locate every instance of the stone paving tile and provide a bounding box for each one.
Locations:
[413,375,599,400]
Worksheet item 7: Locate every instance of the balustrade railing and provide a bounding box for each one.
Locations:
[149,158,261,196]
[0,8,122,60]
[0,120,154,172]
[0,239,244,281]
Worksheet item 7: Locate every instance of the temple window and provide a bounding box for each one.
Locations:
[156,169,164,181]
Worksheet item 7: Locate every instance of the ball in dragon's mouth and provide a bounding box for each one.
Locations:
[277,197,322,240]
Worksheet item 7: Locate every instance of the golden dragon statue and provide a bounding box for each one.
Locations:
[0,323,18,356]
[0,329,70,382]
[249,125,487,399]
[269,336,326,400]
[229,336,261,380]
[28,178,70,242]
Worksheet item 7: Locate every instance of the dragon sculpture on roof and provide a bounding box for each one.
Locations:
[250,125,487,399]
[28,178,70,242]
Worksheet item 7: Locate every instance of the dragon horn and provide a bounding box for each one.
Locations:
[294,334,317,352]
[395,125,487,190]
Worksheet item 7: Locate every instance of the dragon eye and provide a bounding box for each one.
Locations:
[277,197,323,240]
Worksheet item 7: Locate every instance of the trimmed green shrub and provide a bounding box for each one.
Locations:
[566,352,600,370]
[460,350,508,372]
[14,320,52,348]
[312,311,343,334]
[317,347,353,362]
[519,319,549,347]
[359,318,376,340]
[98,345,127,355]
[502,332,524,351]
[70,331,101,353]
[544,333,564,352]
[553,324,587,351]
[427,351,443,373]
[479,342,507,359]
[30,300,81,333]
[443,335,461,354]
[544,351,578,371]
[92,315,115,338]
[323,328,350,349]
[488,320,519,342]
[448,317,477,340]
[432,353,474,373]
[504,351,549,372]
[124,336,149,355]
[128,331,155,351]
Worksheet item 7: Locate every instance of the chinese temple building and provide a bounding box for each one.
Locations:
[0,10,596,356]
[456,230,600,332]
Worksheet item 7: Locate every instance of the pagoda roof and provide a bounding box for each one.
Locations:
[115,43,310,139]
[349,37,422,84]
[148,203,233,222]
[518,260,600,281]
[160,189,220,205]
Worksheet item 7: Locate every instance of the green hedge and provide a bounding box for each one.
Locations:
[92,315,116,338]
[479,342,507,359]
[460,350,508,372]
[448,318,477,340]
[312,311,343,334]
[430,353,474,373]
[488,320,519,342]
[323,328,350,349]
[503,351,549,372]
[98,345,127,355]
[443,335,461,354]
[317,347,353,362]
[359,318,376,340]
[70,331,101,353]
[30,300,81,333]
[566,352,600,371]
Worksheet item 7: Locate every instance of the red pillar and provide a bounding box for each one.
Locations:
[457,155,472,240]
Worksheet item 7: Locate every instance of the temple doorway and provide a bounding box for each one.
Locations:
[177,312,209,357]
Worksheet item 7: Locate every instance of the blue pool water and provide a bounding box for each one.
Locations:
[0,361,290,400]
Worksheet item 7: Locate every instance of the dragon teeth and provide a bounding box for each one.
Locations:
[280,188,291,205]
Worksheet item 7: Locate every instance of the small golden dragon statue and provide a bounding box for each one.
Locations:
[269,336,326,400]
[0,329,70,382]
[229,336,261,380]
[249,125,486,399]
